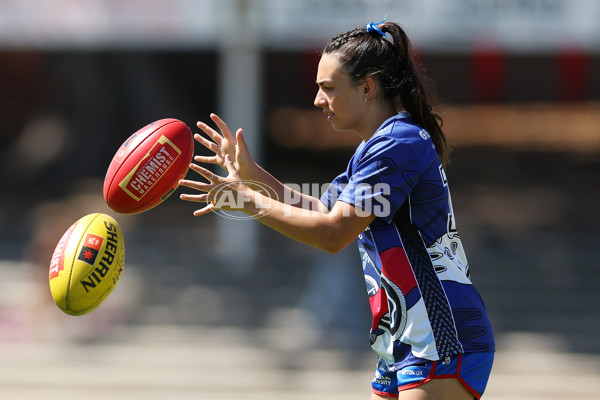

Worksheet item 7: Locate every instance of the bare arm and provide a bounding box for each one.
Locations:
[179,155,374,253]
[193,113,327,212]
[243,162,329,213]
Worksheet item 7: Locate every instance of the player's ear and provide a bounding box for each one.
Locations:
[362,77,377,101]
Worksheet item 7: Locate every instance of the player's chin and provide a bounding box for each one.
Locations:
[330,123,353,133]
[329,121,344,131]
[329,118,352,132]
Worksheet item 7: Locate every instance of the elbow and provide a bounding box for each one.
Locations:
[317,220,358,254]
[312,211,362,254]
[322,245,340,254]
[320,237,352,254]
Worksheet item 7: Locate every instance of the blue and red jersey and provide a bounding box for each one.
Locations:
[320,112,495,368]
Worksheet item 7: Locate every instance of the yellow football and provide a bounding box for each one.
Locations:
[49,213,125,316]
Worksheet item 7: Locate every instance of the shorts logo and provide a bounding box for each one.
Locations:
[373,371,392,385]
[373,376,392,385]
[77,234,104,266]
[400,368,424,376]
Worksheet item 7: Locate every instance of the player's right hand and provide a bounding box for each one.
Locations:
[194,113,255,181]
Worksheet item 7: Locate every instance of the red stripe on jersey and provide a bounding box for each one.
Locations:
[369,289,389,331]
[379,246,419,294]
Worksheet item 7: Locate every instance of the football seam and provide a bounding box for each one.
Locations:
[106,119,184,213]
[73,285,115,316]
[77,243,124,315]
[69,216,124,316]
[66,213,101,313]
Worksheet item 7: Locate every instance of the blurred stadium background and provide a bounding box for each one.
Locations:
[1,1,599,399]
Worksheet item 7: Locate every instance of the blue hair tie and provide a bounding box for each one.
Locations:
[366,18,386,38]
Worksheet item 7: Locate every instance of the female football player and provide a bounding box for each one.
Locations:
[180,20,495,399]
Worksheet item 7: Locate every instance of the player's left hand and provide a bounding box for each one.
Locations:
[179,155,252,216]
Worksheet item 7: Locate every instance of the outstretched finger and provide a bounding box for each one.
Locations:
[188,163,215,181]
[194,133,220,154]
[196,120,224,145]
[223,154,238,177]
[179,178,211,193]
[193,204,215,217]
[194,155,218,165]
[179,192,215,216]
[236,128,250,152]
[210,113,236,143]
[179,192,209,203]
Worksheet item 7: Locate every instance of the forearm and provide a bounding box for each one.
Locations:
[242,189,370,253]
[179,154,375,252]
[243,163,326,212]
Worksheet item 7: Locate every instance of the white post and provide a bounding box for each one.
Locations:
[216,0,262,274]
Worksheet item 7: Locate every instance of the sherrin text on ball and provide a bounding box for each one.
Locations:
[49,213,125,316]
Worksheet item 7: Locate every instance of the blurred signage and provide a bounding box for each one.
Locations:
[0,0,599,52]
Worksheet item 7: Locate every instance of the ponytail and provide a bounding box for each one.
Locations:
[324,22,450,167]
[382,23,450,167]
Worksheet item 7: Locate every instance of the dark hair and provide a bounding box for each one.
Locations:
[323,22,450,167]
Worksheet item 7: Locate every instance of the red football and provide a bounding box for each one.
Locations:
[103,118,194,214]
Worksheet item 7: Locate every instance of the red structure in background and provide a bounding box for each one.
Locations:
[471,45,506,103]
[558,48,589,101]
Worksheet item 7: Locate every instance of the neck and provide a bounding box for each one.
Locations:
[356,102,399,141]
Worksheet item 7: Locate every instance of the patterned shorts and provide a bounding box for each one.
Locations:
[371,352,494,399]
